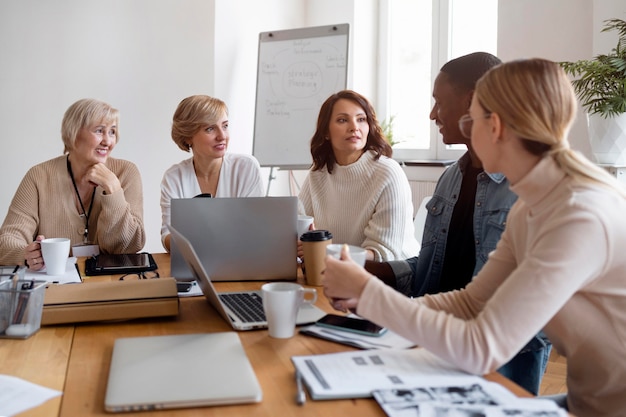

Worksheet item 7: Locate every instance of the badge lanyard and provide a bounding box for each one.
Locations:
[67,156,96,244]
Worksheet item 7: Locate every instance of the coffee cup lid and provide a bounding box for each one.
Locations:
[300,230,333,242]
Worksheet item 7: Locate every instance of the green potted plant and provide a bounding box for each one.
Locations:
[381,115,399,147]
[560,18,626,165]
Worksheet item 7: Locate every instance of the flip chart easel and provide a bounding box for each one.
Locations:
[253,23,350,195]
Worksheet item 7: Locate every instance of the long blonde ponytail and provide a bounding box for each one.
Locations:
[476,58,626,198]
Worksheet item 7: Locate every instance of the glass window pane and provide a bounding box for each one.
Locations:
[388,0,432,150]
[387,0,498,157]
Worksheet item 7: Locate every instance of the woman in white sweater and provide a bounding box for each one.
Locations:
[160,95,264,251]
[322,60,626,417]
[298,90,419,262]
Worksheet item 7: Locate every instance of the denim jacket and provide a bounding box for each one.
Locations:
[389,152,517,297]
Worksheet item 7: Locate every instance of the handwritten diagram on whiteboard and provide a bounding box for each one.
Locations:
[253,24,349,168]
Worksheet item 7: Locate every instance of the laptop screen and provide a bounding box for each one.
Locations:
[170,196,298,281]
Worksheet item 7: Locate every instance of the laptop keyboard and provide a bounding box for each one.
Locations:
[219,292,266,323]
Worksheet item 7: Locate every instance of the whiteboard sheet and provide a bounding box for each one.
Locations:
[253,24,349,168]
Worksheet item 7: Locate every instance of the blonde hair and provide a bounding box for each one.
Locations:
[475,58,626,197]
[171,95,228,152]
[61,98,119,153]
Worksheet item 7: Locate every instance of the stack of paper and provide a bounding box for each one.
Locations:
[373,384,567,417]
[291,348,479,400]
[292,348,567,416]
[25,257,81,284]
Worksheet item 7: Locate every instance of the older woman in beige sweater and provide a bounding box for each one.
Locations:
[0,98,145,270]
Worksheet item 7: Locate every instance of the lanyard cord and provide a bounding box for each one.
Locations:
[66,155,96,243]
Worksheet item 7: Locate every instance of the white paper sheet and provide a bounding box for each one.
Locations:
[24,257,81,284]
[0,374,62,416]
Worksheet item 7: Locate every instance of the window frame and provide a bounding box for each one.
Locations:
[380,0,488,162]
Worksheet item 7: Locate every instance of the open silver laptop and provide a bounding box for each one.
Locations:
[170,196,298,281]
[168,224,326,331]
[104,332,262,412]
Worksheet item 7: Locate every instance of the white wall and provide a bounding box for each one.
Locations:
[498,0,625,158]
[0,0,623,254]
[0,0,218,253]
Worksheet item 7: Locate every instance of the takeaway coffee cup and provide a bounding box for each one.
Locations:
[261,282,317,338]
[326,244,367,267]
[300,230,333,286]
[40,238,71,276]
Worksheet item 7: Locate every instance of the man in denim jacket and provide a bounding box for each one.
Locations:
[366,52,551,395]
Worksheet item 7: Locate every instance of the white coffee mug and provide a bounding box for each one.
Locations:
[297,215,314,238]
[326,244,367,267]
[40,238,71,275]
[261,282,317,338]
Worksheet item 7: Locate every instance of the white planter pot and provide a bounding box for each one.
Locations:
[587,113,626,165]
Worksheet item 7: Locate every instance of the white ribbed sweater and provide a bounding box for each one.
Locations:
[298,151,419,261]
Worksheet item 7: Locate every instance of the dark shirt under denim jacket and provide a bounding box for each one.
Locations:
[388,152,552,395]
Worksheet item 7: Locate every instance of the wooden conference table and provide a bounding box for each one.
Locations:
[2,253,537,417]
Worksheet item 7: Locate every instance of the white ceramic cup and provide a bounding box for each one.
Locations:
[261,282,317,338]
[40,238,71,275]
[297,215,314,238]
[326,244,367,267]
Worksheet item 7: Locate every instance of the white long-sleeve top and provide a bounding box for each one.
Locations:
[357,156,626,417]
[298,151,419,261]
[160,153,264,246]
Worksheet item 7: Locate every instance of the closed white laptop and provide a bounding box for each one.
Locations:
[170,196,298,281]
[168,224,326,331]
[104,332,262,412]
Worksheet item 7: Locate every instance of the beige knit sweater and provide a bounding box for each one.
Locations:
[0,155,145,265]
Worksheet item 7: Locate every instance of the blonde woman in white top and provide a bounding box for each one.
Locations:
[160,95,263,251]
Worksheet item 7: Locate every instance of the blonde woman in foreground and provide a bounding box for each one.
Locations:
[322,59,626,417]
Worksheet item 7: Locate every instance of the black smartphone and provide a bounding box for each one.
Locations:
[176,282,193,293]
[315,314,387,337]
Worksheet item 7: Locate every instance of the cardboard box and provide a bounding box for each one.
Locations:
[42,278,179,325]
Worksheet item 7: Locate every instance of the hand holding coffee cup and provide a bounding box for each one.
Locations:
[262,282,317,338]
[24,235,46,271]
[40,238,71,275]
[322,245,368,314]
[326,244,367,267]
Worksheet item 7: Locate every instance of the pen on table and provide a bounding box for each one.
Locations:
[295,369,306,405]
[75,262,83,282]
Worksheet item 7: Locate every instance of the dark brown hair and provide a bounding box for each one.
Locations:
[310,90,392,173]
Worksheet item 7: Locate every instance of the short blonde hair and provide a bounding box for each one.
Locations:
[171,95,228,152]
[476,58,626,197]
[61,98,119,153]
